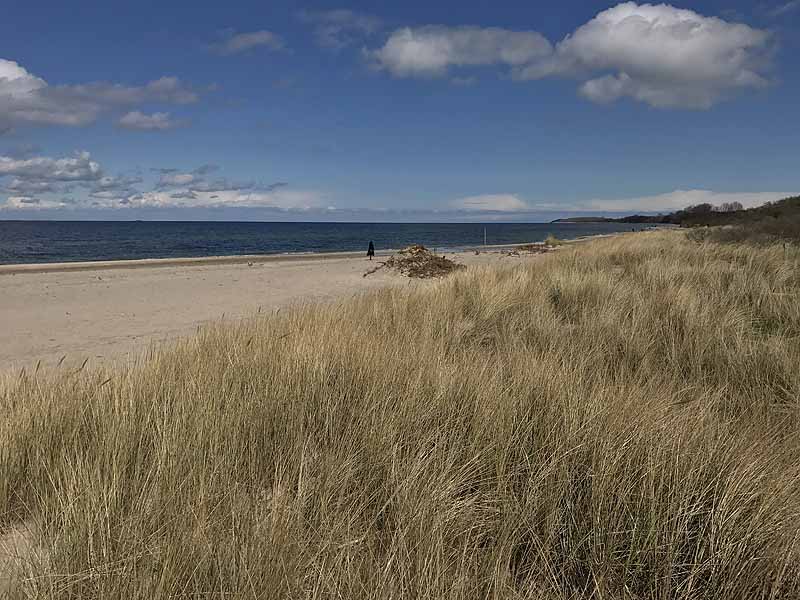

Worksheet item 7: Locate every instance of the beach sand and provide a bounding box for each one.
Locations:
[0,248,539,372]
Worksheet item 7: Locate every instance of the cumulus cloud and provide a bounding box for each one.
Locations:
[89,174,143,198]
[0,151,102,181]
[156,171,202,188]
[118,111,183,131]
[450,194,530,212]
[0,150,152,209]
[0,150,314,211]
[3,178,59,195]
[0,153,310,211]
[213,30,285,55]
[3,195,70,210]
[119,187,322,211]
[368,3,773,108]
[154,171,251,192]
[298,9,383,49]
[369,26,552,77]
[524,2,772,109]
[0,59,198,131]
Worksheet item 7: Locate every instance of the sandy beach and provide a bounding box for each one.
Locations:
[0,248,537,372]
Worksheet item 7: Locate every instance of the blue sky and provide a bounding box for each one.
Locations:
[1,0,798,221]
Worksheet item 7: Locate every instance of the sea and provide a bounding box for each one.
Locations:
[0,221,655,265]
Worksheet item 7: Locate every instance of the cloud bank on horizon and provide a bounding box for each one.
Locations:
[0,151,321,213]
[0,1,797,218]
[2,147,794,218]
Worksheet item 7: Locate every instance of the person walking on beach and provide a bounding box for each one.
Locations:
[367,240,375,260]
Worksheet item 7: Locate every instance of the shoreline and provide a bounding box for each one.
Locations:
[0,250,380,276]
[0,232,626,275]
[0,231,659,370]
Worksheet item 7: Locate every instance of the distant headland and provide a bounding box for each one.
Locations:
[552,195,800,228]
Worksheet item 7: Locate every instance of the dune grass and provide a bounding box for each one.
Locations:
[544,234,564,247]
[1,230,799,599]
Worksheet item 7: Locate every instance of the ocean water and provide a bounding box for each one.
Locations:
[0,221,654,265]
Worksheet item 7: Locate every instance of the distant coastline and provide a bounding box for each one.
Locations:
[552,195,800,226]
[552,216,654,223]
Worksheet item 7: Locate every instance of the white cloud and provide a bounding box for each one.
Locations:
[213,30,285,55]
[156,172,201,188]
[121,188,324,211]
[0,153,314,212]
[93,175,142,190]
[3,178,59,194]
[368,3,772,109]
[0,59,198,130]
[190,178,256,193]
[369,26,552,77]
[88,174,143,200]
[450,194,530,212]
[768,1,800,17]
[4,195,70,210]
[299,9,383,49]
[531,2,772,109]
[0,151,102,181]
[118,111,182,131]
[0,150,149,209]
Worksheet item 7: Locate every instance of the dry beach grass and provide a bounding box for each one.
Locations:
[1,230,799,598]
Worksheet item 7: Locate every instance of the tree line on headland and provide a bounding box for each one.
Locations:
[554,195,800,242]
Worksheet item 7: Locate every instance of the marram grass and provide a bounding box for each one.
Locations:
[1,230,799,599]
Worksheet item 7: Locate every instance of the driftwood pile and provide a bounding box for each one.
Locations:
[364,245,465,279]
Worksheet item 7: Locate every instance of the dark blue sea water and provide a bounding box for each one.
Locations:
[0,221,654,265]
